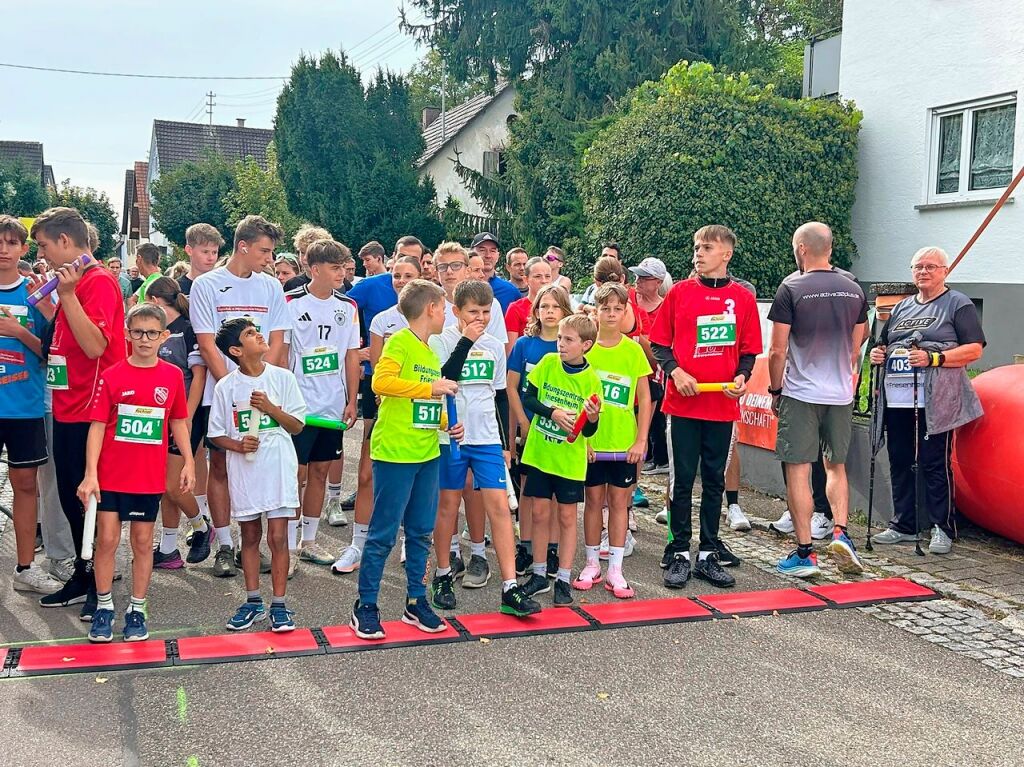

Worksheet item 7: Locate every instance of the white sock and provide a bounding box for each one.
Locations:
[195,494,209,517]
[97,592,114,611]
[502,579,517,592]
[609,546,625,569]
[585,545,600,565]
[470,540,486,559]
[327,482,342,500]
[215,526,233,548]
[159,528,178,555]
[301,515,320,543]
[352,523,369,551]
[532,562,547,576]
[556,567,571,584]
[435,566,451,577]
[189,515,209,532]
[449,534,460,554]
[698,550,711,561]
[288,519,299,551]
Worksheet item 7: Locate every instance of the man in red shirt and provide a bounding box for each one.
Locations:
[32,207,127,614]
[650,225,761,590]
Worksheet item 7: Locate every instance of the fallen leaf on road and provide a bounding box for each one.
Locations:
[265,646,275,654]
[95,676,108,684]
[479,638,491,645]
[597,692,610,700]
[61,657,75,662]
[772,610,780,617]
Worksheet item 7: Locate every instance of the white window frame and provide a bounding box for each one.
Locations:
[924,92,1018,205]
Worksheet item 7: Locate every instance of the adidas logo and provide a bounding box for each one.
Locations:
[297,312,312,322]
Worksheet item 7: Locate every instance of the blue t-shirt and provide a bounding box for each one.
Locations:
[489,275,521,314]
[0,277,47,419]
[508,335,558,423]
[346,273,397,372]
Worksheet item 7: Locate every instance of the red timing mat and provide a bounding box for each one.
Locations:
[176,629,321,663]
[16,640,168,675]
[696,588,828,616]
[580,597,713,627]
[808,577,937,607]
[322,620,462,653]
[456,607,592,638]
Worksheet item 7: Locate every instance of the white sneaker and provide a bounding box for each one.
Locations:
[400,536,406,563]
[13,565,65,594]
[628,507,637,532]
[655,508,668,524]
[287,551,298,579]
[623,530,635,558]
[325,498,348,527]
[725,504,751,532]
[810,512,835,540]
[331,545,362,574]
[770,509,794,534]
[48,557,75,583]
[929,526,952,554]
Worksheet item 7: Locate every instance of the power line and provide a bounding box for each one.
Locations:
[346,16,401,54]
[0,61,284,80]
[358,36,419,71]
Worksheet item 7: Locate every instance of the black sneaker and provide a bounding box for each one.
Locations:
[521,572,551,596]
[213,545,237,577]
[39,571,90,608]
[660,549,674,570]
[514,543,532,577]
[553,579,573,605]
[79,585,98,622]
[340,490,357,511]
[663,553,691,589]
[500,585,542,617]
[694,553,736,588]
[451,552,466,579]
[430,572,457,610]
[186,525,212,564]
[713,538,742,567]
[546,546,558,579]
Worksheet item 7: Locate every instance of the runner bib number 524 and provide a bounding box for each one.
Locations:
[301,346,339,376]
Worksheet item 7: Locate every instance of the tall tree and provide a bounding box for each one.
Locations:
[223,143,301,245]
[0,161,49,217]
[407,49,491,119]
[51,180,119,260]
[150,152,237,248]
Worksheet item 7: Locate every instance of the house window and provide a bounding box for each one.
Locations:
[482,150,504,179]
[929,94,1017,202]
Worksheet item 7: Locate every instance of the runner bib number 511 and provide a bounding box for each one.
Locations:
[412,399,442,429]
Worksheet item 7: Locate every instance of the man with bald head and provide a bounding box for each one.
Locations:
[767,222,868,580]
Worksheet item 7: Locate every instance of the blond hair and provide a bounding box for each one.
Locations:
[559,313,597,346]
[398,278,445,321]
[185,223,225,249]
[693,224,737,251]
[293,225,332,255]
[525,284,572,338]
[435,241,469,263]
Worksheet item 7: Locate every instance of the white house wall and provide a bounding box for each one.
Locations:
[421,87,517,217]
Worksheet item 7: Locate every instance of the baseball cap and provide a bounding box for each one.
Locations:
[471,232,500,249]
[629,257,667,280]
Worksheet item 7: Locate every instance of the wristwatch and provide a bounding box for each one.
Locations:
[768,387,783,396]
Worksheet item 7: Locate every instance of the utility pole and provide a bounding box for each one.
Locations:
[205,91,216,125]
[440,59,447,141]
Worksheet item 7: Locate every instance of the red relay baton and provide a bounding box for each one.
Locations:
[566,394,600,444]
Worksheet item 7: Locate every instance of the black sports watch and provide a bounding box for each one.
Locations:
[768,387,783,396]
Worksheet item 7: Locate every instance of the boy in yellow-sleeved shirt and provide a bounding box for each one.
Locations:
[350,279,462,641]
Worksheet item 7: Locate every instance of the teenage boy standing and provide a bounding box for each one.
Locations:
[178,223,224,296]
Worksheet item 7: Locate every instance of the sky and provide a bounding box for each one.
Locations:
[2,1,427,222]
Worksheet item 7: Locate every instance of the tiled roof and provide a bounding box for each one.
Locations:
[417,82,511,167]
[134,161,150,238]
[152,120,274,174]
[0,140,45,177]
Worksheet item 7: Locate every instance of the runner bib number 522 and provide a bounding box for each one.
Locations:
[696,314,736,347]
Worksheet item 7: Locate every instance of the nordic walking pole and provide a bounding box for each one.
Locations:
[865,363,880,552]
[912,361,925,557]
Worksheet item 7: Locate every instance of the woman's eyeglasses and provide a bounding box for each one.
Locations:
[127,329,164,341]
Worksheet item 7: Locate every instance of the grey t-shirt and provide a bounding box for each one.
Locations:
[769,269,868,405]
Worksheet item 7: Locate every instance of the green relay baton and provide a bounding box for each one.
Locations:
[305,415,350,431]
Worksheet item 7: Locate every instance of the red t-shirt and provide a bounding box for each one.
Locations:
[89,359,188,494]
[49,266,127,422]
[504,296,532,337]
[625,288,651,340]
[649,278,762,422]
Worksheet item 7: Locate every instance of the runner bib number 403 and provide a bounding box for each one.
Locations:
[301,346,340,376]
[115,404,165,445]
[886,347,914,379]
[412,399,442,429]
[696,314,736,347]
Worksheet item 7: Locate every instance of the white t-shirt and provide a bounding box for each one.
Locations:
[444,299,508,343]
[369,305,409,342]
[283,285,360,420]
[190,267,290,405]
[207,364,306,516]
[429,326,506,446]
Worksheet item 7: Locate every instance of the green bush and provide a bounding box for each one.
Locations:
[579,61,862,295]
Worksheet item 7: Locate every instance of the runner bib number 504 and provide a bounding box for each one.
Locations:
[115,404,165,445]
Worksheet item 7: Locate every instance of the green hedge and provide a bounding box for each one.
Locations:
[579,62,862,295]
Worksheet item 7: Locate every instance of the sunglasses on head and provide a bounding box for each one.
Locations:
[544,254,563,264]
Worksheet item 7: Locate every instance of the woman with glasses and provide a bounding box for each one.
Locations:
[543,246,573,292]
[869,246,985,555]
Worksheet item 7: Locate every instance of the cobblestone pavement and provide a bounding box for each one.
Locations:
[634,473,1024,681]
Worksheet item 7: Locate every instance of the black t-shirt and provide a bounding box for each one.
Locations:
[130,277,144,293]
[157,314,200,394]
[177,274,194,296]
[283,273,311,292]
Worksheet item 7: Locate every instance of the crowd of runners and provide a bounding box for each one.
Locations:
[0,206,983,643]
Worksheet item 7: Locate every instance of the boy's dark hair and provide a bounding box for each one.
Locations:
[30,207,88,249]
[398,279,445,321]
[126,302,168,331]
[215,317,256,361]
[595,282,629,308]
[358,240,386,260]
[234,215,284,250]
[306,239,351,266]
[394,235,424,255]
[0,215,29,244]
[453,279,494,310]
[136,242,161,267]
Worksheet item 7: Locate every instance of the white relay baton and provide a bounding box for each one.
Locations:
[505,465,519,511]
[81,494,98,561]
[244,402,262,463]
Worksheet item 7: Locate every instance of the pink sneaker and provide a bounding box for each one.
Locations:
[604,566,635,599]
[572,562,603,590]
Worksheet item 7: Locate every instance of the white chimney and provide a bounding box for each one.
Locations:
[236,118,246,128]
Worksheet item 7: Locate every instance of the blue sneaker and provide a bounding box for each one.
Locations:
[269,605,295,633]
[226,600,266,631]
[827,531,864,575]
[632,486,650,508]
[88,608,114,643]
[777,549,821,578]
[123,609,149,642]
[402,596,446,634]
[350,600,385,640]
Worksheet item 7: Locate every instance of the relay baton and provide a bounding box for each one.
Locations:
[81,494,98,561]
[566,394,601,444]
[594,452,629,462]
[696,382,737,392]
[505,465,519,511]
[445,395,461,460]
[244,403,262,463]
[305,415,349,431]
[27,254,92,306]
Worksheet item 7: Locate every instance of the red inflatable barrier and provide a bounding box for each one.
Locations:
[952,365,1024,545]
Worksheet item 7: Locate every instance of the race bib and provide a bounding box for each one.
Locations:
[412,398,443,430]
[886,347,914,379]
[461,350,495,384]
[0,304,28,327]
[696,314,736,347]
[301,346,339,377]
[536,399,572,441]
[115,404,165,445]
[234,405,280,433]
[46,354,68,390]
[598,371,632,409]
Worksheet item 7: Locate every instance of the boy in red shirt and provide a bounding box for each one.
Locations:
[649,225,761,590]
[78,304,194,642]
[32,207,127,615]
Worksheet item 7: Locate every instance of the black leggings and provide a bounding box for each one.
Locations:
[884,407,954,537]
[648,388,668,466]
[52,420,92,578]
[665,416,732,553]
